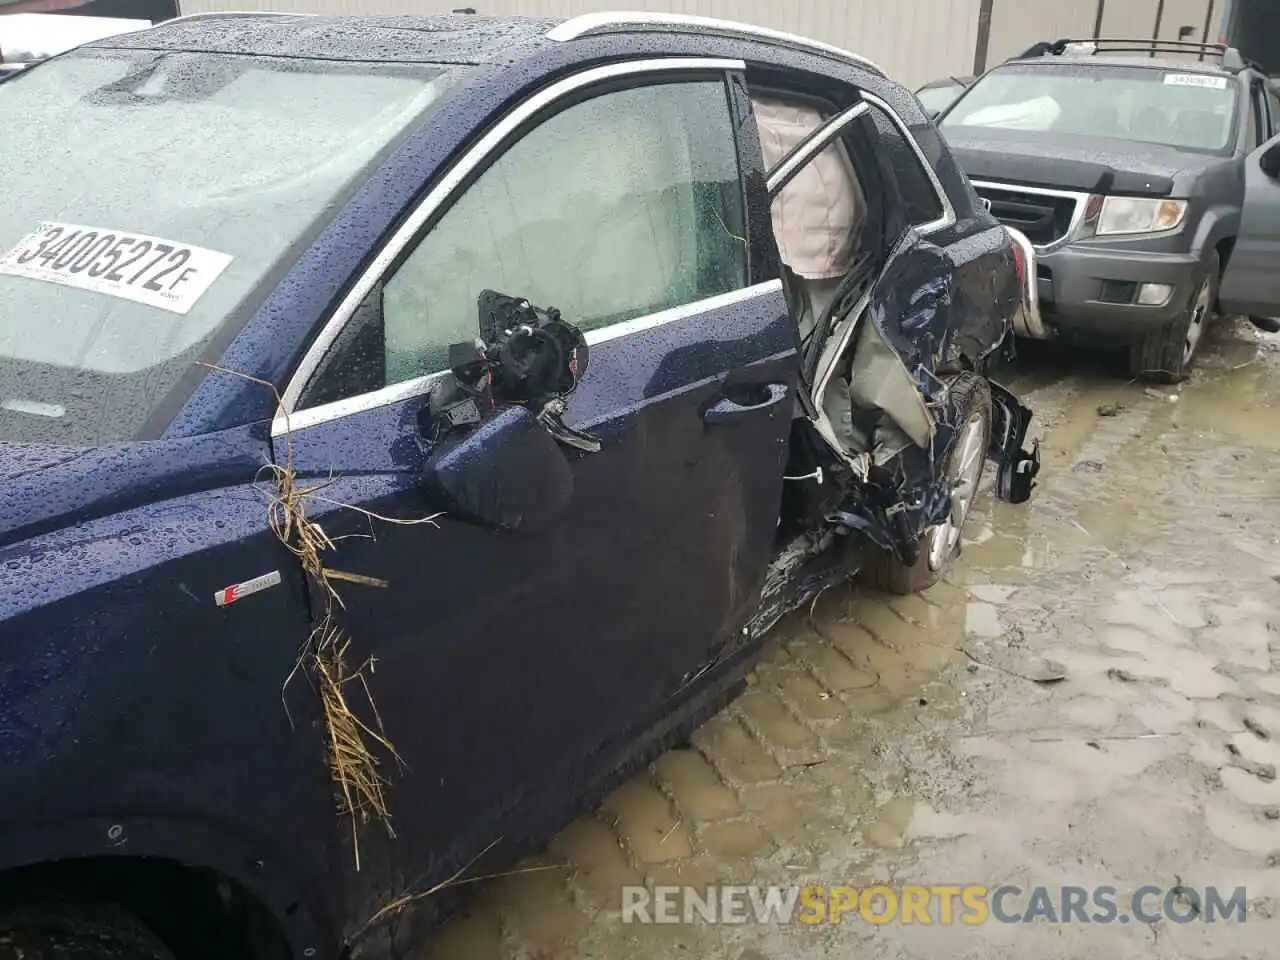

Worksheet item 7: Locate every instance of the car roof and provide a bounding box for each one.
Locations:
[84,10,887,75]
[1002,52,1236,77]
[83,12,560,65]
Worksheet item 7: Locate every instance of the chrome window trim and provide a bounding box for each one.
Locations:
[546,12,885,77]
[765,102,871,196]
[271,280,783,437]
[272,55,745,437]
[860,92,956,235]
[969,179,1090,252]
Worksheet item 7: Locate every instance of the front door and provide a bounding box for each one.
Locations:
[1219,132,1280,317]
[271,61,797,925]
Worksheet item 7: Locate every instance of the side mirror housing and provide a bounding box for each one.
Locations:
[1262,143,1280,179]
[421,405,573,533]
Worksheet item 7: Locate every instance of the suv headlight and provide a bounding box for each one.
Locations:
[1096,197,1187,236]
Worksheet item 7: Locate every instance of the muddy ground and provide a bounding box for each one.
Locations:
[421,319,1280,960]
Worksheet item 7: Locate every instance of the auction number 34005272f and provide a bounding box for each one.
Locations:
[0,221,234,315]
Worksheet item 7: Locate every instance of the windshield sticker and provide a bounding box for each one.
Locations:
[0,222,233,315]
[1164,73,1228,90]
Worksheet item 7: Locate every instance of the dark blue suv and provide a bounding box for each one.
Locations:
[0,12,1040,959]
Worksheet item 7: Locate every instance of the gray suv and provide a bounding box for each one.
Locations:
[938,38,1280,381]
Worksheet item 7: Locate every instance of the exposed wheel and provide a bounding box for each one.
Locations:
[0,902,175,960]
[1128,252,1218,383]
[869,373,991,595]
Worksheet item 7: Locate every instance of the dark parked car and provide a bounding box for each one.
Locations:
[915,74,974,116]
[0,63,26,82]
[0,11,1042,959]
[938,38,1280,380]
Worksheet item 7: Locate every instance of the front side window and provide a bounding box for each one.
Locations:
[1252,81,1270,145]
[943,63,1239,153]
[308,77,748,400]
[0,50,459,445]
[1266,83,1280,139]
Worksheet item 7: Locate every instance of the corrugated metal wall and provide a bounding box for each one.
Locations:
[985,0,1217,66]
[175,0,984,86]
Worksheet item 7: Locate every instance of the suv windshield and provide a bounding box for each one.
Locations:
[0,49,458,446]
[942,62,1238,153]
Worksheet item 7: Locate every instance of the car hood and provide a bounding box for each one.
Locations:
[941,127,1217,195]
[0,428,268,549]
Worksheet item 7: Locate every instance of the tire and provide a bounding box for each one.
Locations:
[1128,252,1218,384]
[869,373,992,595]
[0,902,175,960]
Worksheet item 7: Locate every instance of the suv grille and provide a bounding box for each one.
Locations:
[973,184,1080,247]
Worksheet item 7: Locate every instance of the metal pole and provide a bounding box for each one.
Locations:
[1093,0,1107,37]
[1201,0,1216,58]
[1152,0,1166,55]
[973,0,995,74]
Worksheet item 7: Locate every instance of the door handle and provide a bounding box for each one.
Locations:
[703,382,789,426]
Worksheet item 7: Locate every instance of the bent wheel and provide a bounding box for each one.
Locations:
[870,373,992,595]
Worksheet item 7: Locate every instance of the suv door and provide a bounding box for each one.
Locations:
[1219,131,1280,316]
[270,59,797,898]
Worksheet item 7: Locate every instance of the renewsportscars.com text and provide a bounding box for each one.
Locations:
[621,884,1247,925]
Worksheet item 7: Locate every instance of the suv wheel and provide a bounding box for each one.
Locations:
[0,901,175,960]
[1128,252,1218,383]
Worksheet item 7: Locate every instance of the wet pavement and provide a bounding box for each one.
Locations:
[421,319,1280,959]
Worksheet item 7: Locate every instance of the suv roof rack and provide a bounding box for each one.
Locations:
[1026,37,1248,71]
[546,12,884,77]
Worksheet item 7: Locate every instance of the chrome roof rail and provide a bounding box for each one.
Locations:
[546,12,885,76]
[161,10,314,25]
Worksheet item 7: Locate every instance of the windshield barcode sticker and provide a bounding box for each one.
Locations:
[0,221,233,315]
[1164,73,1228,89]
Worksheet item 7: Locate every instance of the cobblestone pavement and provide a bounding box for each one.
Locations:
[421,320,1280,960]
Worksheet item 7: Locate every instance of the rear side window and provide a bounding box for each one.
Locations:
[866,104,944,227]
[304,77,748,403]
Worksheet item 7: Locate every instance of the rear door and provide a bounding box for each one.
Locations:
[1219,132,1280,316]
[271,58,797,896]
[754,84,992,456]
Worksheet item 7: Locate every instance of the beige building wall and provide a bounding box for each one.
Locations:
[174,0,985,87]
[984,0,1096,64]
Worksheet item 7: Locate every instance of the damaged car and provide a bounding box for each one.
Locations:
[940,38,1280,380]
[0,11,1040,960]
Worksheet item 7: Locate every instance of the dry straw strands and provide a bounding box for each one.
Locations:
[200,363,438,870]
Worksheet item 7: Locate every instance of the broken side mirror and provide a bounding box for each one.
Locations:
[420,404,573,533]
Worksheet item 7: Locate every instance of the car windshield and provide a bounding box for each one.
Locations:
[942,62,1238,152]
[917,81,965,114]
[0,49,459,446]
